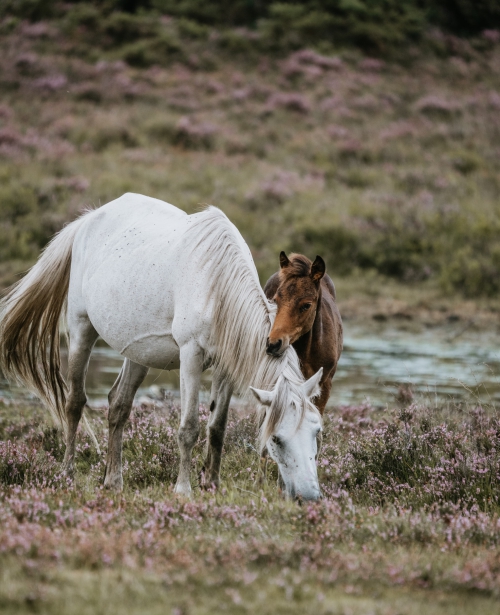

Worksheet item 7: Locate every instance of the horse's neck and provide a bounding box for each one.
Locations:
[210,262,277,392]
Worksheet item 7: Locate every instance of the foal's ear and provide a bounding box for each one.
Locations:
[310,256,326,283]
[250,386,273,406]
[279,251,290,269]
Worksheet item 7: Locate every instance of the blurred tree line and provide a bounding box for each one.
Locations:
[2,0,499,54]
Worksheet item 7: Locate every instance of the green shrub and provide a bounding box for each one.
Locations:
[452,150,482,175]
[176,17,210,40]
[0,0,56,20]
[62,2,101,30]
[117,33,183,66]
[423,0,500,36]
[3,0,500,56]
[151,0,262,26]
[102,11,159,45]
[441,242,500,298]
[289,203,500,295]
[291,224,363,276]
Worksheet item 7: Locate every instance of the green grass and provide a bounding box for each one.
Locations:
[2,562,500,615]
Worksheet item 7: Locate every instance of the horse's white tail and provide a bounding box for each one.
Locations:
[0,215,88,435]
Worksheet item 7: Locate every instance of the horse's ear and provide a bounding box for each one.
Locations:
[279,251,290,269]
[310,256,326,283]
[250,386,273,406]
[301,367,323,399]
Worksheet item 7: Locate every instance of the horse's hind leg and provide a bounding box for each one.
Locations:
[62,316,99,476]
[104,358,148,491]
[201,375,232,489]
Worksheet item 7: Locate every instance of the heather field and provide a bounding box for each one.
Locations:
[0,394,500,614]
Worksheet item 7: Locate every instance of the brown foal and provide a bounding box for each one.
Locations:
[264,252,343,414]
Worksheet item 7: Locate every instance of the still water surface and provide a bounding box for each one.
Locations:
[2,324,500,408]
[335,324,500,407]
[58,324,500,409]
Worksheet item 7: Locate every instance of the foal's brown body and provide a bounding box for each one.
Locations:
[264,253,343,414]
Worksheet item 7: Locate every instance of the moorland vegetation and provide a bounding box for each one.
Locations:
[1,396,500,613]
[1,4,500,612]
[0,2,499,298]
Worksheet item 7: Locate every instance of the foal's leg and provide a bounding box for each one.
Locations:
[201,376,233,489]
[316,375,332,416]
[62,317,99,476]
[315,375,333,455]
[175,341,204,496]
[104,358,148,491]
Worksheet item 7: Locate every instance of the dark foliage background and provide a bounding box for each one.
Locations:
[2,0,500,53]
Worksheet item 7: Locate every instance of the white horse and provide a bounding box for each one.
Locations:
[0,193,323,500]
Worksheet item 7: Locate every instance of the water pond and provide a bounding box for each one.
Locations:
[1,323,499,409]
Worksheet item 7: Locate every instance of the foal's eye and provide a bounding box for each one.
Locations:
[300,303,312,313]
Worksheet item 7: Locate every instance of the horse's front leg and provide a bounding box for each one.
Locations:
[201,376,233,489]
[175,342,204,497]
[104,359,148,491]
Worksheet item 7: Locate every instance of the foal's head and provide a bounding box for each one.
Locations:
[266,252,325,357]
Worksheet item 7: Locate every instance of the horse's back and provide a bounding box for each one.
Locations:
[68,194,201,367]
[104,192,187,219]
[68,194,262,369]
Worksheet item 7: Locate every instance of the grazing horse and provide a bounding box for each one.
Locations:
[264,252,343,414]
[0,194,324,500]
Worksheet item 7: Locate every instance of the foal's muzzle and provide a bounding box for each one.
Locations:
[266,338,283,356]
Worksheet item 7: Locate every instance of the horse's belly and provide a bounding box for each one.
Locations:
[121,333,180,370]
[86,295,181,370]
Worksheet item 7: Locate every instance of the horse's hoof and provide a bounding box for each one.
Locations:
[61,462,75,478]
[200,477,219,491]
[174,483,193,498]
[103,475,123,491]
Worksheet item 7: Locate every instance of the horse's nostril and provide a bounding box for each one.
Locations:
[266,339,283,356]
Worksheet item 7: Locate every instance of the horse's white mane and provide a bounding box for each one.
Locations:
[187,206,318,448]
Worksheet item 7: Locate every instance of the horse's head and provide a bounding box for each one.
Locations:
[266,252,325,357]
[250,368,323,502]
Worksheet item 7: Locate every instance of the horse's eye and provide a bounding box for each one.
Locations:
[300,303,312,313]
[272,435,282,447]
